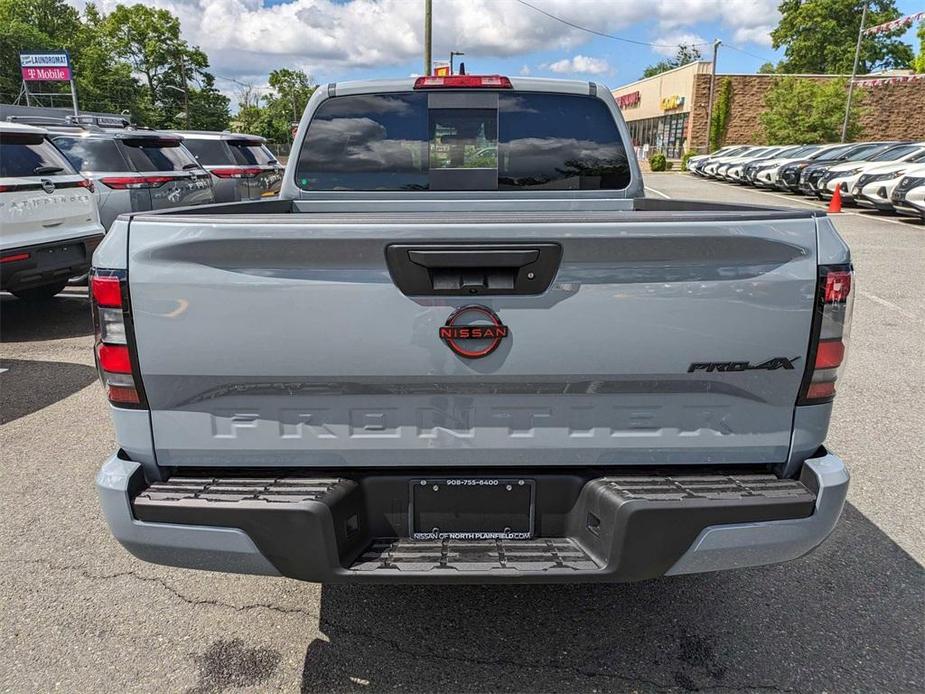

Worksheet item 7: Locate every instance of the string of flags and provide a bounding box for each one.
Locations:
[863,11,925,35]
[853,73,925,87]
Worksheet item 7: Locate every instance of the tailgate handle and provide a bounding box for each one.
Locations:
[386,243,561,296]
[408,249,538,269]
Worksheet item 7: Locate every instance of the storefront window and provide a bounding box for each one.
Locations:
[627,113,689,159]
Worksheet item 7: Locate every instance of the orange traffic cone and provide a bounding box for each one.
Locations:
[828,185,843,213]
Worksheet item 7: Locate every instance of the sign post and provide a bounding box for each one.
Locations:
[19,52,79,116]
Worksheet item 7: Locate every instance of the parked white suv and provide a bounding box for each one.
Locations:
[0,122,104,300]
[823,142,925,203]
[891,167,925,219]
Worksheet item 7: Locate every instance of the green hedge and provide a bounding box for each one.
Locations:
[649,151,668,172]
[681,150,697,171]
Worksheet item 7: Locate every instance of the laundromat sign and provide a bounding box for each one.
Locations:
[617,91,641,109]
[20,52,72,81]
[660,95,685,111]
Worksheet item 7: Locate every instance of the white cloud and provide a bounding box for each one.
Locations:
[732,25,775,48]
[654,0,778,48]
[544,55,611,75]
[68,0,653,78]
[519,64,532,76]
[65,0,778,82]
[650,32,708,58]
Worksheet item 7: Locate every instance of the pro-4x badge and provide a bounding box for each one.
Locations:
[688,357,800,373]
[439,305,509,359]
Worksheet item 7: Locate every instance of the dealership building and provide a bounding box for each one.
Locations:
[611,60,925,158]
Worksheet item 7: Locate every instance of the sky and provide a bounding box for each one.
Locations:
[66,0,925,103]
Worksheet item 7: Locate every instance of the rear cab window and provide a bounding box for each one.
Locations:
[229,141,276,166]
[182,138,233,165]
[295,90,630,191]
[120,138,200,172]
[0,132,76,178]
[52,137,128,172]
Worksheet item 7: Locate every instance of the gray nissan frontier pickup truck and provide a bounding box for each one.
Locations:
[93,75,852,583]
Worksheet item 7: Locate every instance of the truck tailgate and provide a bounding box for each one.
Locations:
[126,210,818,468]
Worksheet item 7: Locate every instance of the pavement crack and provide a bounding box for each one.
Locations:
[4,558,794,692]
[0,557,319,619]
[310,616,679,690]
[309,617,794,692]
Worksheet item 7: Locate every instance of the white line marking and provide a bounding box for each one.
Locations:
[0,368,8,374]
[694,177,825,208]
[859,291,918,320]
[644,186,671,199]
[841,211,925,228]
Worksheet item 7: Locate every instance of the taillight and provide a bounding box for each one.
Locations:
[99,175,182,189]
[1,252,31,264]
[90,270,146,407]
[799,265,854,404]
[78,177,95,193]
[209,167,264,178]
[413,75,512,89]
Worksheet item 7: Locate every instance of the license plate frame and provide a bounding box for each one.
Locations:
[409,478,535,540]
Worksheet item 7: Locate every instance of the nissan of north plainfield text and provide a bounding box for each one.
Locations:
[91,75,853,584]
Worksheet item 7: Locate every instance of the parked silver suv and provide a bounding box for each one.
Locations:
[168,131,283,202]
[17,116,216,230]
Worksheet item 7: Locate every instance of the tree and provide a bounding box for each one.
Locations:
[914,22,925,73]
[760,77,862,144]
[229,69,316,141]
[642,43,702,79]
[267,68,314,122]
[261,69,316,141]
[168,75,229,131]
[73,4,150,120]
[757,62,777,74]
[772,0,914,74]
[100,4,229,129]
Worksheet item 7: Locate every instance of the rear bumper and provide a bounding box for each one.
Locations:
[97,450,848,584]
[0,234,103,292]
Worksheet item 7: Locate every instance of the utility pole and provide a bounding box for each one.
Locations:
[705,39,721,151]
[842,2,868,143]
[69,78,79,117]
[450,51,464,75]
[165,85,189,128]
[424,0,432,75]
[181,66,190,129]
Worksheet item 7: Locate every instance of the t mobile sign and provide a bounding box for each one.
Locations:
[20,53,72,81]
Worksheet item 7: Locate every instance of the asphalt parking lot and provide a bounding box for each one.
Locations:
[1,173,922,693]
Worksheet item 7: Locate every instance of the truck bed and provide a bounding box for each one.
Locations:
[126,195,824,222]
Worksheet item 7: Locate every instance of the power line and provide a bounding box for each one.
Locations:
[514,0,710,49]
[212,72,259,88]
[722,43,775,63]
[515,0,777,64]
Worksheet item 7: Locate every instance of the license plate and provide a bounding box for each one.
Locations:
[410,478,534,540]
[36,243,84,264]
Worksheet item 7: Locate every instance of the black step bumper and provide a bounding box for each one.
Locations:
[97,451,849,583]
[0,234,103,292]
